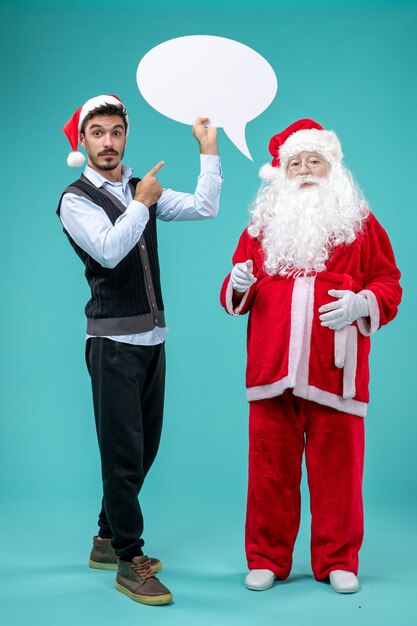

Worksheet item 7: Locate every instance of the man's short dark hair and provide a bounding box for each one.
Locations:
[80,103,128,134]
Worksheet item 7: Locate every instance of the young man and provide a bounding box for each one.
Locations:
[58,94,222,605]
[220,119,401,594]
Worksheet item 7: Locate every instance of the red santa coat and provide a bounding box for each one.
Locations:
[220,212,401,417]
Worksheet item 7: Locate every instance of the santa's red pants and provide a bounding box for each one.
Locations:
[245,390,364,580]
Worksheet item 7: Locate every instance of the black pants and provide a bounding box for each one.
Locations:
[86,337,166,562]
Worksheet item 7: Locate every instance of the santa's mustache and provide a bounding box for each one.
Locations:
[288,175,323,189]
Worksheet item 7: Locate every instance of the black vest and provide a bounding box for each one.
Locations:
[57,174,165,335]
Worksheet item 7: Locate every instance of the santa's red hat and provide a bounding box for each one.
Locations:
[62,94,129,167]
[260,118,343,180]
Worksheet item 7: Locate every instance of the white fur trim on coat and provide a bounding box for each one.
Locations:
[295,386,367,417]
[225,277,251,316]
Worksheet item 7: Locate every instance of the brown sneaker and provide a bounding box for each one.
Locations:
[115,555,173,605]
[89,536,118,570]
[88,536,162,573]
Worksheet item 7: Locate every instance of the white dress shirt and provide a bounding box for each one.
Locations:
[60,155,223,345]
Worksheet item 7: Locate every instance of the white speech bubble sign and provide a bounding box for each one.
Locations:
[136,35,277,160]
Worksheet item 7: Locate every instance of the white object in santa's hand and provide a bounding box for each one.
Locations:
[329,570,359,593]
[231,260,257,292]
[245,569,275,591]
[319,289,369,331]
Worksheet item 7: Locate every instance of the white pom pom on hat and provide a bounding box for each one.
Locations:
[67,151,86,167]
[259,163,281,181]
[62,94,129,167]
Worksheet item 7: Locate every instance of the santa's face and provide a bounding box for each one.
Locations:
[248,155,367,277]
[285,151,330,185]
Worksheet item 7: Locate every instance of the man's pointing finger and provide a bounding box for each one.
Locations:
[147,161,165,177]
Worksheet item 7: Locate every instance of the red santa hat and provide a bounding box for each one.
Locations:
[259,118,343,180]
[62,94,129,167]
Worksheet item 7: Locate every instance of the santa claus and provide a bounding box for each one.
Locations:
[220,119,402,594]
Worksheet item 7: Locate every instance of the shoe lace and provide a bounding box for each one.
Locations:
[132,557,154,581]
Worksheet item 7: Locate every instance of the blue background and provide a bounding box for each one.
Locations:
[1,1,416,624]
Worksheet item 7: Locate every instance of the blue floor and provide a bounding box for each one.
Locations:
[1,497,416,626]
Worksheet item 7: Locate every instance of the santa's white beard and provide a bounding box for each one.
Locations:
[248,164,368,276]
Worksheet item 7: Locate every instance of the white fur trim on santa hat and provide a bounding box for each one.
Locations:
[79,95,129,135]
[279,128,343,165]
[67,151,86,167]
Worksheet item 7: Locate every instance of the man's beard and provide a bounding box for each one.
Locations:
[89,148,124,172]
[248,164,368,276]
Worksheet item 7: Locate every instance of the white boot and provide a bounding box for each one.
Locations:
[245,569,275,591]
[329,570,359,593]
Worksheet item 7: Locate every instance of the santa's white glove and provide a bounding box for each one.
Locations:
[231,260,257,293]
[319,289,369,331]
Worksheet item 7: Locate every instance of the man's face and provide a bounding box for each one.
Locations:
[80,115,127,172]
[285,151,329,186]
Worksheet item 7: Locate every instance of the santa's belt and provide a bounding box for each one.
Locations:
[265,269,361,292]
[313,269,361,292]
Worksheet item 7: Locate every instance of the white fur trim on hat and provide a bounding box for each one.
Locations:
[79,95,129,135]
[279,128,342,165]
